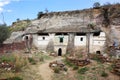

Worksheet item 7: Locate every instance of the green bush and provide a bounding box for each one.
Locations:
[76,75,85,80]
[78,67,89,74]
[91,54,102,62]
[73,66,79,70]
[0,55,15,63]
[63,67,68,72]
[28,57,36,65]
[101,71,108,77]
[64,59,74,67]
[54,67,60,73]
[0,25,10,44]
[8,76,23,80]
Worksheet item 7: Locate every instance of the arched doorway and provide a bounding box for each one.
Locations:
[58,48,62,56]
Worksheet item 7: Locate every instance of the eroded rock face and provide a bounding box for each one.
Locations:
[26,9,100,33]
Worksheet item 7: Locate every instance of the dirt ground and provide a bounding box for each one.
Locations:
[36,56,63,80]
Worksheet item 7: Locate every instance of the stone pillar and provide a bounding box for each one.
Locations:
[67,33,75,54]
[86,33,90,55]
[46,33,55,52]
[89,33,93,53]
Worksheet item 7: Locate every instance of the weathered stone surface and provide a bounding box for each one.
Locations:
[4,31,25,44]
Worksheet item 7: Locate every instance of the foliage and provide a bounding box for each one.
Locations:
[78,67,89,74]
[54,67,60,73]
[9,20,31,32]
[14,54,28,72]
[28,57,36,65]
[73,66,79,70]
[0,53,28,72]
[0,55,15,63]
[101,71,108,77]
[64,59,74,67]
[75,75,85,80]
[93,2,101,9]
[8,76,23,80]
[37,11,44,19]
[91,55,101,62]
[87,23,96,30]
[0,25,10,44]
[63,67,68,72]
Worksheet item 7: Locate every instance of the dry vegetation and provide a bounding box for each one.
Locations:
[0,51,53,80]
[9,19,31,32]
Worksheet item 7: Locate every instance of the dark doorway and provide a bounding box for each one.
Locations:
[58,48,62,56]
[96,51,101,54]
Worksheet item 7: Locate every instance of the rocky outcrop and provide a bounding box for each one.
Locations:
[26,9,100,33]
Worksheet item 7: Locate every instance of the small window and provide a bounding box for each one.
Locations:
[43,37,45,40]
[25,36,28,40]
[80,37,83,41]
[60,37,63,43]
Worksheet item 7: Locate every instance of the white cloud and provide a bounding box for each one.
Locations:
[0,0,20,13]
[6,9,12,12]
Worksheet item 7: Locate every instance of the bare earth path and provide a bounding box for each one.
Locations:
[37,57,63,80]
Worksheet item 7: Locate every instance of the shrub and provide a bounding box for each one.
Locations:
[28,57,36,65]
[91,54,101,62]
[73,66,79,70]
[101,71,108,77]
[78,67,89,74]
[54,67,60,73]
[8,76,23,80]
[63,67,68,72]
[64,59,74,67]
[76,75,85,80]
[37,11,44,19]
[0,25,10,44]
[14,54,28,72]
[93,2,101,9]
[0,55,15,63]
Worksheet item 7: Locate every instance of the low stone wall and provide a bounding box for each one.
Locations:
[0,41,26,54]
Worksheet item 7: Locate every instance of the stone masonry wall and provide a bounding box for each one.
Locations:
[0,41,26,54]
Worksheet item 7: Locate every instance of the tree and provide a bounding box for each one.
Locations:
[93,2,101,9]
[0,25,10,45]
[16,18,20,22]
[37,11,44,19]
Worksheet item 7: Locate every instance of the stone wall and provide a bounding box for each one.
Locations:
[0,41,26,54]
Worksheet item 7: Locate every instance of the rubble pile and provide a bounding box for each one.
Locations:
[49,53,57,57]
[49,60,67,71]
[0,62,15,71]
[89,54,110,63]
[66,57,90,66]
[112,59,120,76]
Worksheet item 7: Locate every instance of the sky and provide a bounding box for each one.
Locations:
[0,0,120,26]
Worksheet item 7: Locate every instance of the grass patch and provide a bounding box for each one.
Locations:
[7,76,23,80]
[73,66,79,70]
[0,54,15,63]
[101,71,108,77]
[54,67,60,73]
[75,75,85,80]
[78,67,89,74]
[28,57,36,65]
[34,52,53,61]
[63,59,74,67]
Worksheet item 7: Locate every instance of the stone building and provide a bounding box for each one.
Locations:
[24,27,106,56]
[23,9,106,56]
